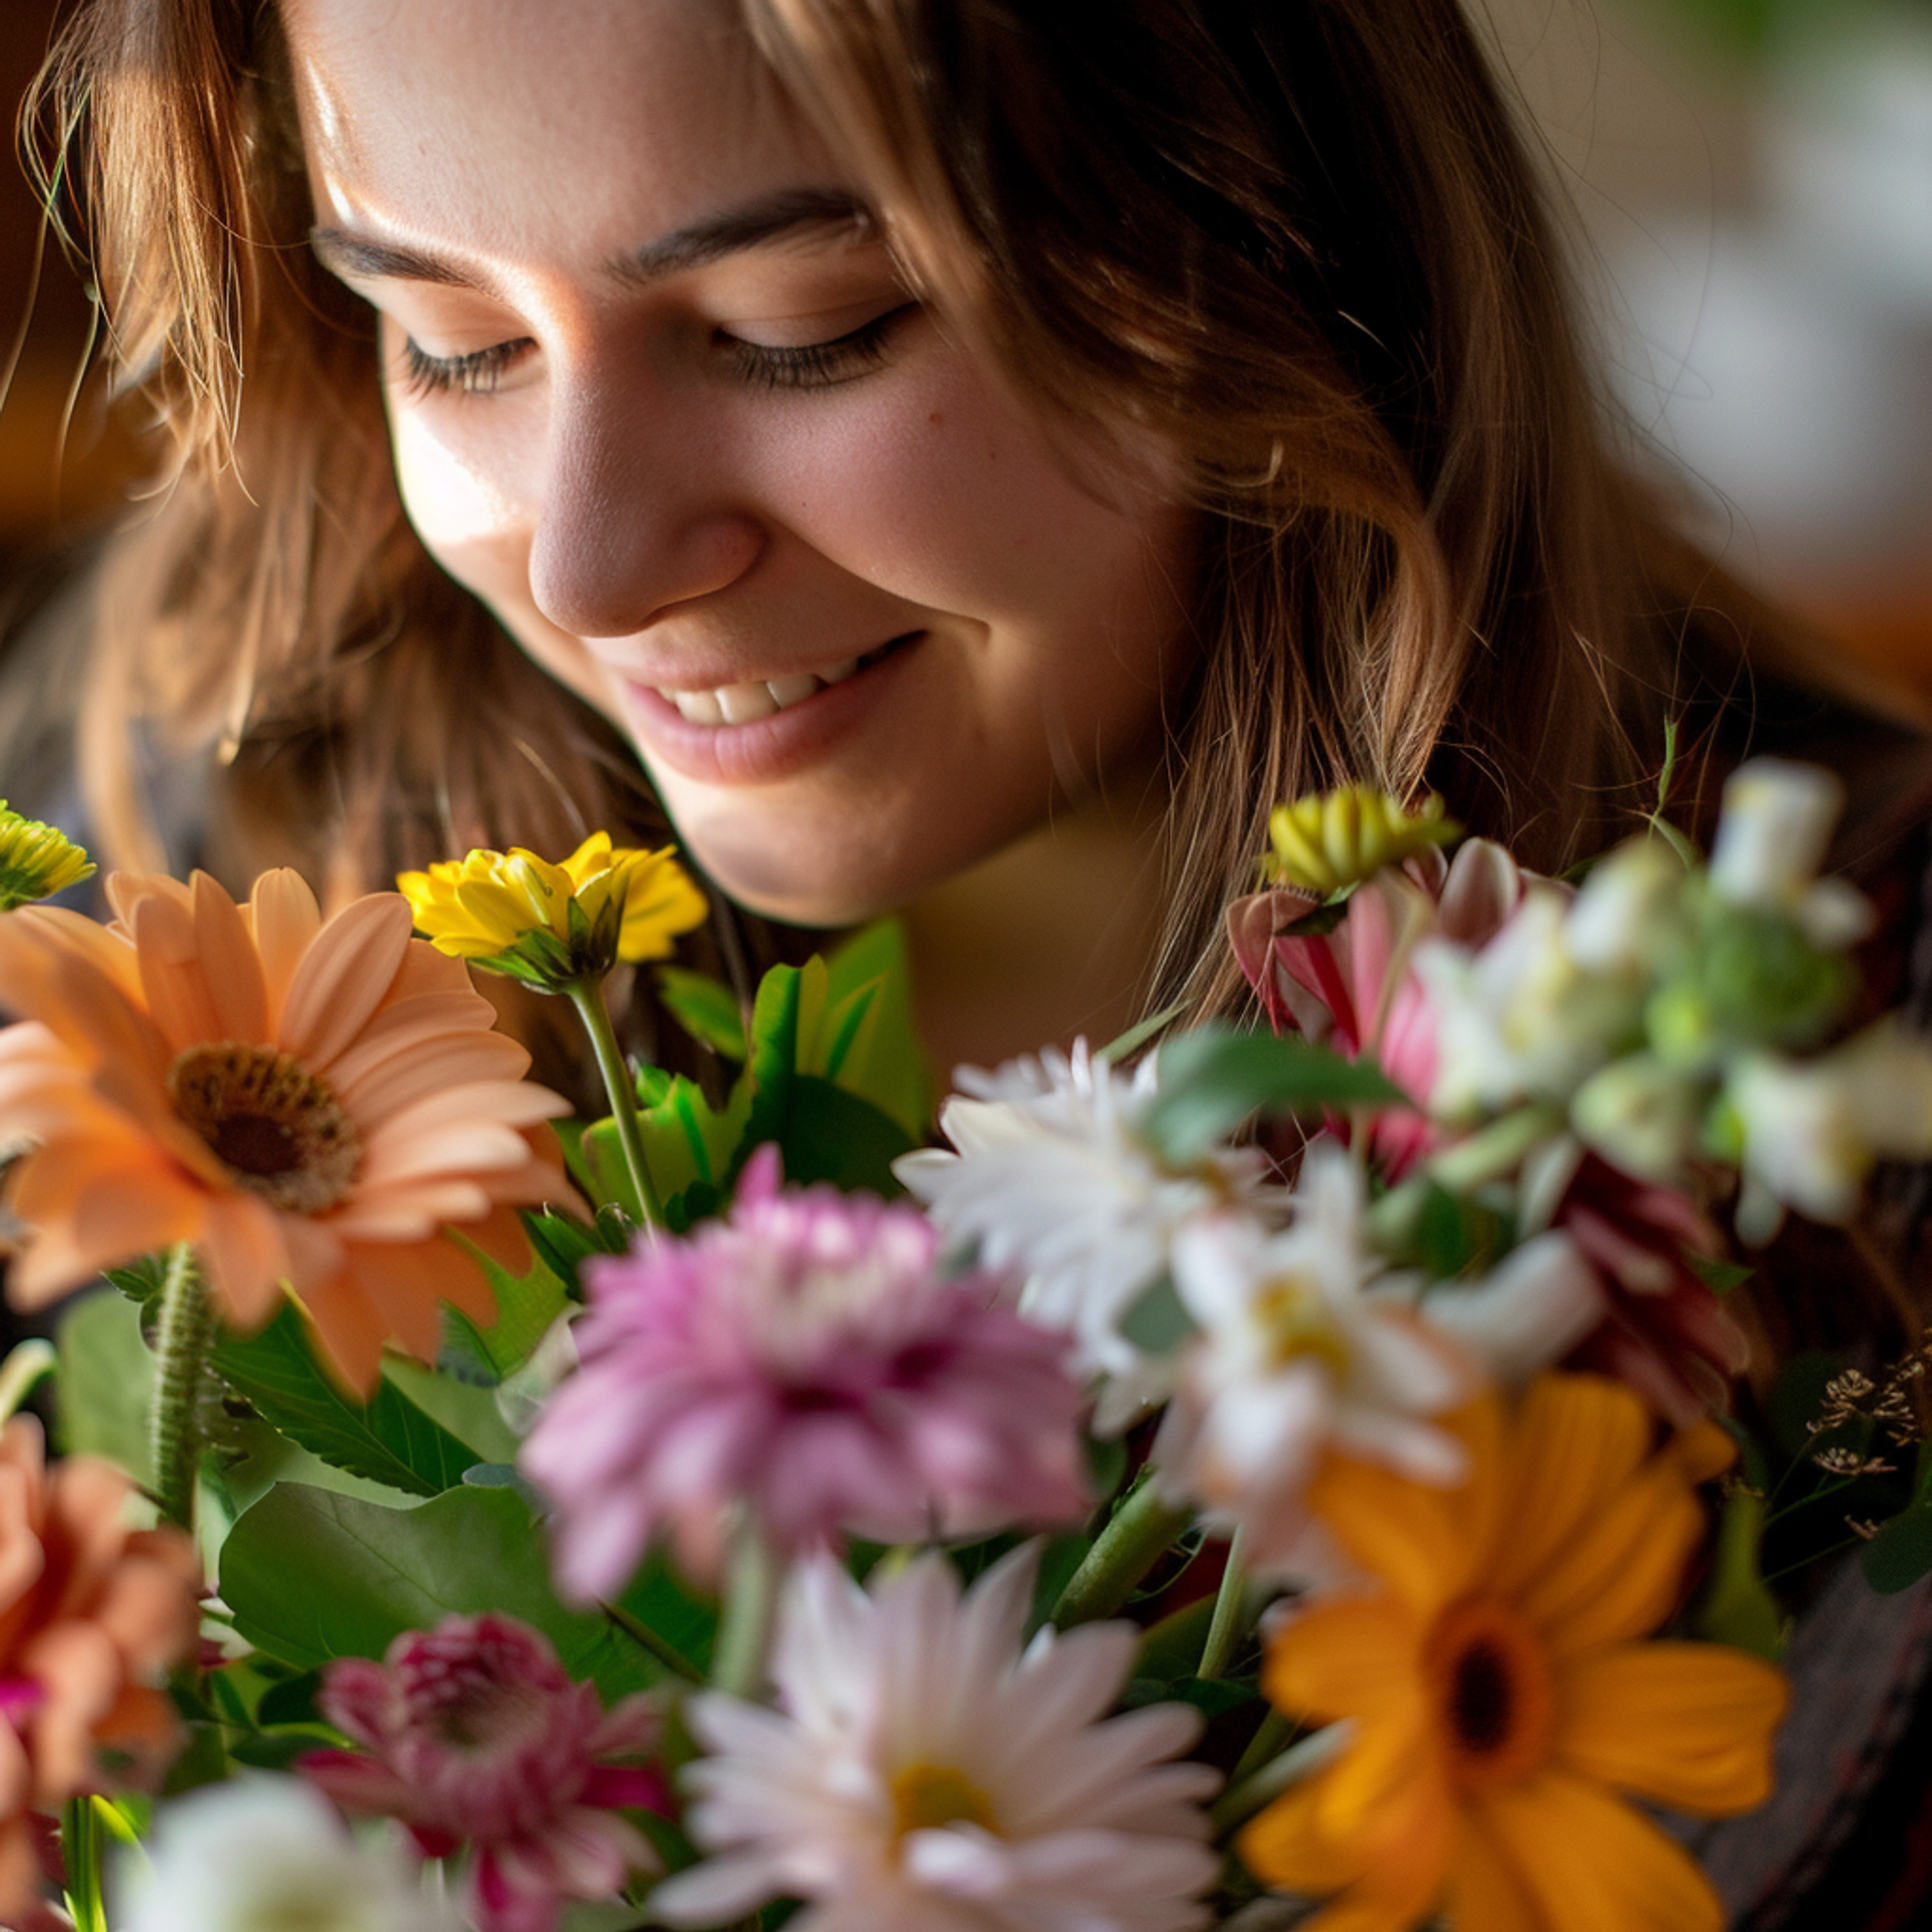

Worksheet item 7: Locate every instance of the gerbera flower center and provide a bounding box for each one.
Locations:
[891,1762,1000,1839]
[1421,1595,1555,1790]
[166,1042,360,1216]
[1253,1273,1350,1375]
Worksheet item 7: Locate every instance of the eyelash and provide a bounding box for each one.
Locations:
[397,304,914,401]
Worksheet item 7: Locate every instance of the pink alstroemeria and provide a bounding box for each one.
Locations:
[301,1615,669,1932]
[1228,839,1523,1174]
[521,1146,1089,1597]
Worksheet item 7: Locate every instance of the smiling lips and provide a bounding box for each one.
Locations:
[652,633,915,727]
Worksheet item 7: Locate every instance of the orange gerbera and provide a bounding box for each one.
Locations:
[0,1417,198,1921]
[1238,1373,1786,1932]
[0,868,576,1391]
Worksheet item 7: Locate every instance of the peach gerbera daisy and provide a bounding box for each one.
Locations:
[0,1415,199,1923]
[1238,1373,1786,1932]
[0,868,575,1391]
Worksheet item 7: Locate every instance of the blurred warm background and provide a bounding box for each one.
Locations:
[1,0,1929,690]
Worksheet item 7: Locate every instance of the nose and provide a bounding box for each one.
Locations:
[525,361,765,639]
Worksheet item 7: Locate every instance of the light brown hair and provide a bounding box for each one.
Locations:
[18,0,1750,1021]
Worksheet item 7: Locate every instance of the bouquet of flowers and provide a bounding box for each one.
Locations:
[0,747,1926,1932]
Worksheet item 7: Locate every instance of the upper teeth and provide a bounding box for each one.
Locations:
[663,659,859,726]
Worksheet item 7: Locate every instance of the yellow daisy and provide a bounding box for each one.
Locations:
[1264,788,1458,899]
[0,802,94,911]
[1238,1373,1786,1932]
[398,833,706,991]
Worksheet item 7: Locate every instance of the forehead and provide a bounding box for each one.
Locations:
[280,0,835,269]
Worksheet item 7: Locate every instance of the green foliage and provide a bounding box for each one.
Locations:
[1860,1503,1932,1593]
[582,920,931,1226]
[1142,1024,1405,1165]
[655,965,749,1060]
[220,1482,709,1702]
[213,1307,484,1498]
[54,1291,154,1484]
[441,1232,572,1382]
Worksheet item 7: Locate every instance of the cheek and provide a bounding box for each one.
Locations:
[388,399,535,597]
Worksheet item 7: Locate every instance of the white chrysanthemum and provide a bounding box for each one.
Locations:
[1709,758,1872,949]
[116,1778,463,1932]
[1414,890,1638,1118]
[653,1548,1222,1932]
[1727,1019,1932,1241]
[1152,1148,1468,1569]
[895,1040,1271,1385]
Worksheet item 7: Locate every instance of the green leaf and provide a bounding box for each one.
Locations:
[820,919,931,1139]
[1120,1674,1256,1716]
[445,1232,570,1381]
[1411,1184,1513,1283]
[1145,1024,1406,1163]
[1097,1001,1189,1069]
[213,1307,482,1497]
[583,1067,755,1234]
[54,1291,154,1485]
[1686,1251,1756,1296]
[101,1254,170,1305]
[383,1359,520,1464]
[778,1077,917,1195]
[1118,1277,1196,1354]
[1695,1486,1786,1659]
[655,966,748,1060]
[220,1483,673,1703]
[1862,1504,1932,1595]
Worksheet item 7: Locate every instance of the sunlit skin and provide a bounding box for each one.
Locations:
[283,0,1198,1064]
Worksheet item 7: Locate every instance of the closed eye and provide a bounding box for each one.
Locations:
[398,335,536,400]
[718,303,917,390]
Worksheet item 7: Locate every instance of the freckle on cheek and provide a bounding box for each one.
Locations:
[928,411,944,429]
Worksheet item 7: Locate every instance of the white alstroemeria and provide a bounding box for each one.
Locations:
[1563,837,1691,977]
[1152,1147,1470,1569]
[1570,1051,1705,1185]
[1727,1018,1932,1241]
[1708,758,1873,949]
[117,1778,464,1932]
[654,1547,1221,1932]
[1414,890,1638,1119]
[895,1040,1272,1386]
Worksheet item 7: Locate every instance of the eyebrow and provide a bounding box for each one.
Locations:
[309,187,875,292]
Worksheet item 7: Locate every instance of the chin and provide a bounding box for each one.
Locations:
[678,831,936,931]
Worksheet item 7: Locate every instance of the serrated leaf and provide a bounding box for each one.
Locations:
[213,1308,481,1497]
[655,967,747,1060]
[820,920,931,1139]
[1862,1504,1932,1595]
[1146,1025,1405,1162]
[55,1291,155,1485]
[219,1483,671,1703]
[583,1067,754,1232]
[445,1233,570,1382]
[101,1254,170,1305]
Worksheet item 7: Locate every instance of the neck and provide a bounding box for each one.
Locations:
[900,781,1170,1083]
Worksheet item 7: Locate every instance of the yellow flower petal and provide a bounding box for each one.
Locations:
[1554,1642,1787,1814]
[1238,1776,1371,1896]
[1263,1599,1425,1729]
[1478,1772,1725,1932]
[1446,1811,1544,1932]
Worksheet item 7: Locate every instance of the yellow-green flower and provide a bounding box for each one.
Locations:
[0,802,95,912]
[398,833,707,991]
[1263,786,1458,898]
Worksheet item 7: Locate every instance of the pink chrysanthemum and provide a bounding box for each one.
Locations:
[520,1147,1089,1597]
[300,1614,668,1932]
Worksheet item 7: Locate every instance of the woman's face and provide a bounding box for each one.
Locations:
[284,0,1197,924]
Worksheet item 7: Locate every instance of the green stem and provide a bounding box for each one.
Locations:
[1228,1707,1292,1789]
[148,1242,215,1536]
[1210,1722,1352,1839]
[60,1796,105,1932]
[1197,1529,1247,1682]
[1052,1479,1195,1627]
[566,978,664,1229]
[712,1521,780,1699]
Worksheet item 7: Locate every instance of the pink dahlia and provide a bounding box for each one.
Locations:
[301,1614,668,1932]
[521,1146,1089,1597]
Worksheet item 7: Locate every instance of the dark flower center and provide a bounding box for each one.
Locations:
[167,1042,360,1216]
[1423,1595,1555,1789]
